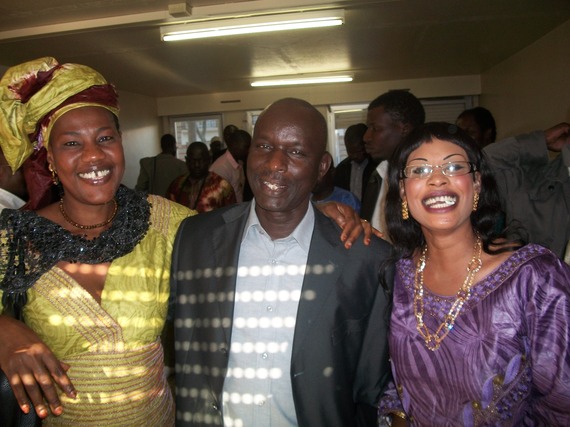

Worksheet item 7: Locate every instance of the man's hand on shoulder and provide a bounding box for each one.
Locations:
[315,201,383,248]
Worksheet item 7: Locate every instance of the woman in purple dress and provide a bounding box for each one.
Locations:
[379,122,570,425]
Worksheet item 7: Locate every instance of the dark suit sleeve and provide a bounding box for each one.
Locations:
[353,242,394,424]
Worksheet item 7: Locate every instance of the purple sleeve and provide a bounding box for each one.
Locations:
[526,255,570,422]
[378,380,404,415]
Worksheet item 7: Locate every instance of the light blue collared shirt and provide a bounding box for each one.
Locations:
[222,200,315,427]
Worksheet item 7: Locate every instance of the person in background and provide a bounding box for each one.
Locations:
[378,122,570,425]
[0,57,196,425]
[135,133,187,197]
[0,147,28,211]
[361,90,425,237]
[209,136,226,162]
[334,123,378,201]
[166,141,236,212]
[173,98,393,427]
[483,121,570,261]
[222,124,238,147]
[456,106,497,148]
[313,152,361,213]
[210,128,251,203]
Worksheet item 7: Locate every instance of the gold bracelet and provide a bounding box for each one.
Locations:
[391,410,407,420]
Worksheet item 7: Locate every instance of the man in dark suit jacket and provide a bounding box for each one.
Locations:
[334,123,378,201]
[172,98,393,427]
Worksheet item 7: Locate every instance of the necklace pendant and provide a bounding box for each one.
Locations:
[426,336,440,351]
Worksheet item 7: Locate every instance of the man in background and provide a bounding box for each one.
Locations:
[166,141,236,212]
[456,106,497,149]
[135,133,187,197]
[314,152,361,213]
[209,136,226,162]
[361,90,425,236]
[334,123,377,201]
[210,129,251,202]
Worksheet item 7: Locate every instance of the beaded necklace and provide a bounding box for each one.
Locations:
[59,198,118,230]
[413,234,482,351]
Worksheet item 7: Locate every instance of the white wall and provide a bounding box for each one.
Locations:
[481,19,570,138]
[118,90,161,189]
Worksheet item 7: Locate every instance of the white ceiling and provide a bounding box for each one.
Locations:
[0,0,569,98]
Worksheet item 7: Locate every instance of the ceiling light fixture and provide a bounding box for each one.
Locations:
[161,9,344,41]
[250,74,353,87]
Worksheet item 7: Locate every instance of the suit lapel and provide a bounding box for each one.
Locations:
[211,203,250,344]
[292,211,344,361]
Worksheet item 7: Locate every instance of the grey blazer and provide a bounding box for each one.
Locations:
[172,202,394,427]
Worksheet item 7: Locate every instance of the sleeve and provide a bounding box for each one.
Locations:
[484,131,549,171]
[526,255,570,422]
[482,131,549,212]
[353,244,394,408]
[378,380,406,418]
[135,158,150,191]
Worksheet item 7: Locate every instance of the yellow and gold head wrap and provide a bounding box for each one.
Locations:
[0,57,119,173]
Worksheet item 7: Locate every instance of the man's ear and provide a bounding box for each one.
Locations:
[318,152,332,180]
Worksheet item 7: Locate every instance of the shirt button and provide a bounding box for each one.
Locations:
[262,352,268,359]
[266,305,273,312]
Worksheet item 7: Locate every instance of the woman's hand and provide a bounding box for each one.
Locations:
[0,315,76,419]
[315,201,382,248]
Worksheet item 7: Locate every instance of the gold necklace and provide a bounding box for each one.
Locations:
[413,234,482,351]
[59,198,118,230]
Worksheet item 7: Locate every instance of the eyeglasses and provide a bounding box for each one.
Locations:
[401,161,476,179]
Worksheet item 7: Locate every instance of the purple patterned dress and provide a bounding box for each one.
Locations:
[379,244,570,426]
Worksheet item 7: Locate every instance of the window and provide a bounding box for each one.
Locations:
[168,114,222,159]
[246,110,263,135]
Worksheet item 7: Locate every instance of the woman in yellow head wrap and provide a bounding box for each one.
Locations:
[0,57,195,426]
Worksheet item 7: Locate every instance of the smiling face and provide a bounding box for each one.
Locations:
[247,99,330,232]
[400,138,480,234]
[47,106,124,207]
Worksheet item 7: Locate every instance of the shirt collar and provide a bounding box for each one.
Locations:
[376,159,389,178]
[242,200,315,253]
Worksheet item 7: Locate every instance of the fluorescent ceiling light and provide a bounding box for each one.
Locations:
[251,74,353,87]
[161,9,344,41]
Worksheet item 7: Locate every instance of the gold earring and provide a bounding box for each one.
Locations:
[401,200,409,220]
[48,163,59,185]
[472,192,479,212]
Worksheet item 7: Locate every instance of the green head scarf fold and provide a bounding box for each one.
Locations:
[0,57,119,173]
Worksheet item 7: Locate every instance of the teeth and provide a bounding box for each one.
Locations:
[264,181,283,191]
[79,169,110,180]
[424,195,456,208]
